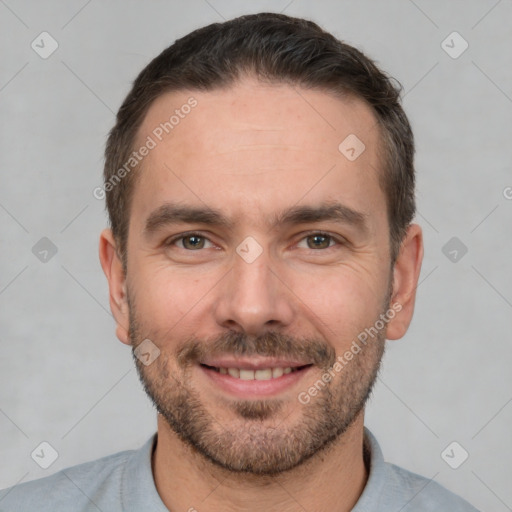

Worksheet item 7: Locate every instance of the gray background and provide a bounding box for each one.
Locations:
[1,0,511,510]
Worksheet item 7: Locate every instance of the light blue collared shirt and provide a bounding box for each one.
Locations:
[0,428,479,511]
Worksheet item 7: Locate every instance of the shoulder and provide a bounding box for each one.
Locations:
[0,448,135,512]
[358,428,480,512]
[383,462,480,511]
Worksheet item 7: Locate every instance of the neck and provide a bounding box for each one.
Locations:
[152,413,368,512]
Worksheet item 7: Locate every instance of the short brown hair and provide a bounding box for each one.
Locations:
[104,12,415,269]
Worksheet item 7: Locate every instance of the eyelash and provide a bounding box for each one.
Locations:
[164,231,345,252]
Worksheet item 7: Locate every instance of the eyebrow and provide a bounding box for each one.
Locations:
[143,201,369,238]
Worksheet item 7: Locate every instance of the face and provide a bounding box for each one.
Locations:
[103,77,417,475]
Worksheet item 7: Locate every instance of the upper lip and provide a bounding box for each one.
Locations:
[199,357,312,370]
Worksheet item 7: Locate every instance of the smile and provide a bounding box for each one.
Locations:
[201,364,311,380]
[198,361,314,398]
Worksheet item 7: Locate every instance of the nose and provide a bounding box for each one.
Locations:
[213,246,295,336]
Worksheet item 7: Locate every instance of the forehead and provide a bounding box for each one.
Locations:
[132,77,385,230]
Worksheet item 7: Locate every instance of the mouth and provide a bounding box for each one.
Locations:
[200,363,312,380]
[198,360,314,398]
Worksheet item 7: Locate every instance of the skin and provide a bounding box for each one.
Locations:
[99,76,423,512]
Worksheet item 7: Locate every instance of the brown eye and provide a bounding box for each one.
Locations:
[166,233,214,250]
[182,235,205,250]
[305,233,334,250]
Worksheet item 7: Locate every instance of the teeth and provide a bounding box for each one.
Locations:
[239,369,254,380]
[228,368,240,378]
[215,366,300,380]
[272,367,283,378]
[255,369,272,380]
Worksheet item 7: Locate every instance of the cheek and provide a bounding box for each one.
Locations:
[130,264,212,331]
[287,266,386,342]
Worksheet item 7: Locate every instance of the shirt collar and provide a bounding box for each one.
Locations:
[121,433,168,511]
[352,427,386,511]
[122,427,385,511]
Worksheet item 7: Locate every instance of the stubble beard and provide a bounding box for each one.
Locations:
[129,296,388,476]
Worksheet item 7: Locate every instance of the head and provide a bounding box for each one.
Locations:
[99,13,423,475]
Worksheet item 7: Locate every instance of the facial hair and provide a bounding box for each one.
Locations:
[129,292,389,476]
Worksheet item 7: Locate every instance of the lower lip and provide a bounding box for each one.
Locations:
[199,364,313,398]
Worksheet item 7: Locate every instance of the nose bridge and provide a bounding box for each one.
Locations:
[213,241,293,334]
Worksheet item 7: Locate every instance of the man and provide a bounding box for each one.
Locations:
[0,12,478,511]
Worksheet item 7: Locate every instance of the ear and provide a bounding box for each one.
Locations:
[386,223,424,340]
[99,228,131,345]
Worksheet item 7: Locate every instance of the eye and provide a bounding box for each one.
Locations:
[297,232,341,250]
[165,233,214,250]
[164,231,344,253]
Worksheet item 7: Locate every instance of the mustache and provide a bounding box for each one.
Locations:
[175,330,336,369]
